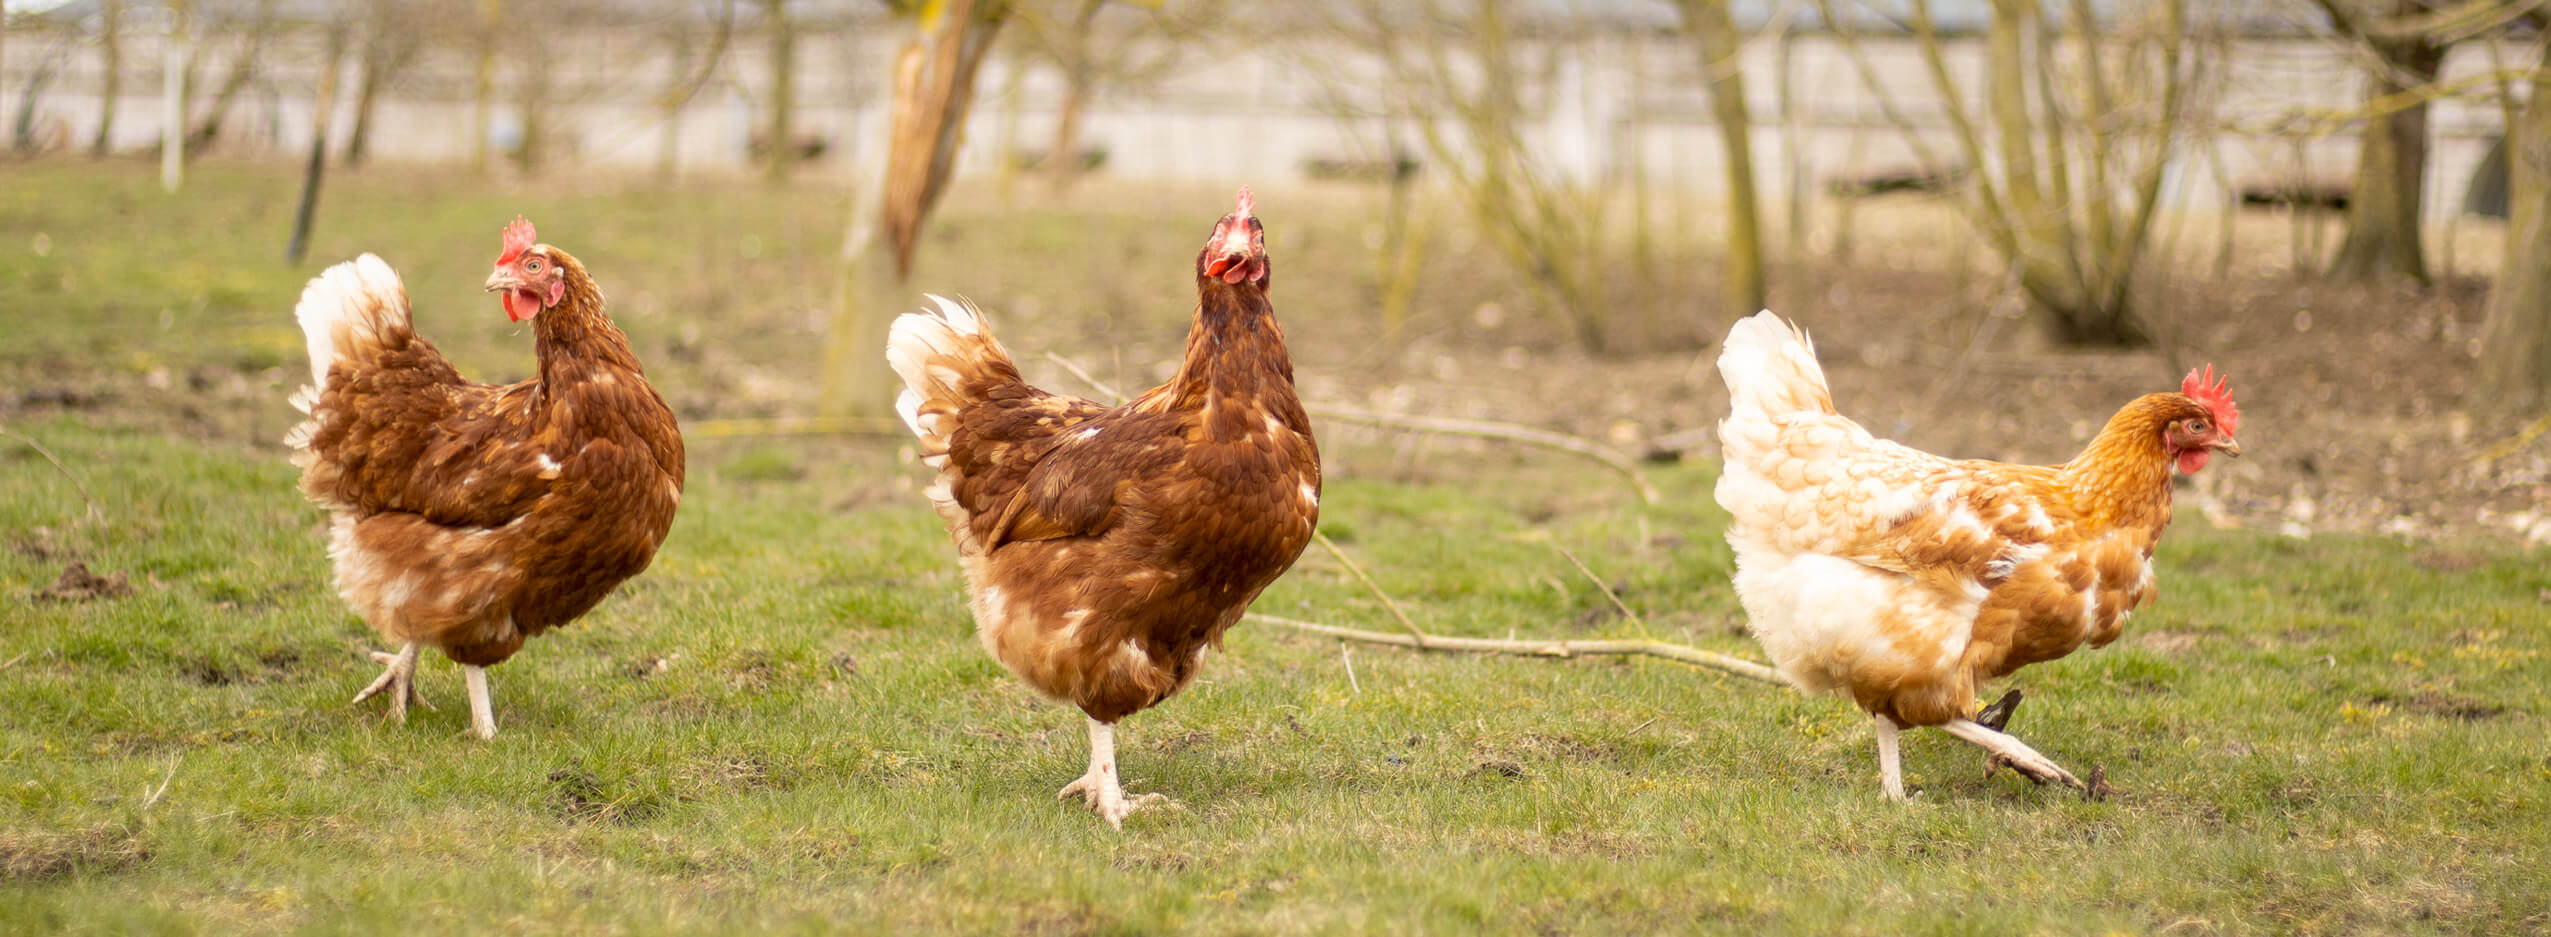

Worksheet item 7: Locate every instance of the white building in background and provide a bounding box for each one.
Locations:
[0,0,2520,221]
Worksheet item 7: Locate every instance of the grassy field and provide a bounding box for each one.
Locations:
[3,163,2549,935]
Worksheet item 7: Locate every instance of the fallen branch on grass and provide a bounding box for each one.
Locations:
[1309,406,1660,505]
[1313,531,1430,647]
[1252,614,1793,687]
[2472,411,2551,466]
[1041,352,1659,505]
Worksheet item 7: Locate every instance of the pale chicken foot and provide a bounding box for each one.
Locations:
[1939,718,2086,793]
[1056,717,1173,829]
[463,664,497,740]
[350,643,434,722]
[1875,714,1908,801]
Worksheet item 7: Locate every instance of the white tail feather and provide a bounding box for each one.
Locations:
[293,253,411,391]
[1717,310,1834,421]
[887,293,1010,458]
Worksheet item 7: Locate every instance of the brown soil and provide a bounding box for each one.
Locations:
[1294,258,2549,546]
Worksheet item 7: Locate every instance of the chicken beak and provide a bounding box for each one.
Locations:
[484,268,519,293]
[2215,436,2242,458]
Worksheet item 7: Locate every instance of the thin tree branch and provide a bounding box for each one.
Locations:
[1254,613,1793,687]
[0,423,102,522]
[1313,530,1431,648]
[1041,352,1661,504]
[1550,540,1654,639]
[1313,406,1659,505]
[1043,351,1124,402]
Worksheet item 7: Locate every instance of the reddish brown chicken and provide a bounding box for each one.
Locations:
[888,188,1320,827]
[286,218,684,739]
[1714,311,2241,800]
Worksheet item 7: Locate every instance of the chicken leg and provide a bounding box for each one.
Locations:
[350,643,433,722]
[1939,718,2085,792]
[463,664,497,739]
[1057,717,1170,829]
[1875,714,1908,801]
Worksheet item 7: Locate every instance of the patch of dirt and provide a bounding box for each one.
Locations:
[2385,690,2511,722]
[177,646,306,686]
[2416,550,2493,572]
[545,769,663,825]
[14,385,113,410]
[1149,728,1212,755]
[0,825,150,882]
[1110,846,1194,872]
[2136,630,2203,653]
[32,563,130,602]
[725,652,779,691]
[1506,733,1623,765]
[1468,759,1529,781]
[9,528,77,562]
[1319,257,2547,545]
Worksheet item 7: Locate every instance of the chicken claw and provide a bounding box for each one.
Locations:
[1941,718,2084,793]
[350,643,434,722]
[1057,772,1171,829]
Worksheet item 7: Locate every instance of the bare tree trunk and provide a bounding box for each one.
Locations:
[1042,0,1103,190]
[343,0,399,169]
[762,0,794,183]
[160,0,190,191]
[342,62,382,166]
[512,45,550,172]
[15,50,59,153]
[91,0,122,157]
[1777,20,1808,268]
[655,0,735,182]
[1679,0,1766,319]
[2476,58,2551,418]
[821,0,1010,419]
[2327,38,2444,282]
[471,0,498,173]
[1045,76,1089,185]
[287,25,350,266]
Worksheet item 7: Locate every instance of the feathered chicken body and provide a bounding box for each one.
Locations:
[889,188,1319,827]
[287,218,684,738]
[1715,311,2240,799]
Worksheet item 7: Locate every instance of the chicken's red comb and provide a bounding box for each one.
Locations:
[2182,365,2239,435]
[1233,186,1254,219]
[498,216,537,265]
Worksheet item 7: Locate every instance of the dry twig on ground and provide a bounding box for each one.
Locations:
[1255,614,1791,687]
[0,423,104,523]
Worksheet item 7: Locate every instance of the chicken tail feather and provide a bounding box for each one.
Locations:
[293,254,413,393]
[887,294,1020,469]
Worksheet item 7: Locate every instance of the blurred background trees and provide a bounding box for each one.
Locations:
[2,0,2547,420]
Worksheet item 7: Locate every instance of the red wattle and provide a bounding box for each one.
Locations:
[504,290,541,322]
[2176,449,2210,475]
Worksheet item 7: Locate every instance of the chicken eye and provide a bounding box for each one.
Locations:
[2187,419,2208,434]
[524,258,543,273]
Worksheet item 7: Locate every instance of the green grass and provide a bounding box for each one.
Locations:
[3,163,2549,935]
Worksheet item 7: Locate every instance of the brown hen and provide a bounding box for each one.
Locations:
[286,218,684,738]
[888,188,1319,827]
